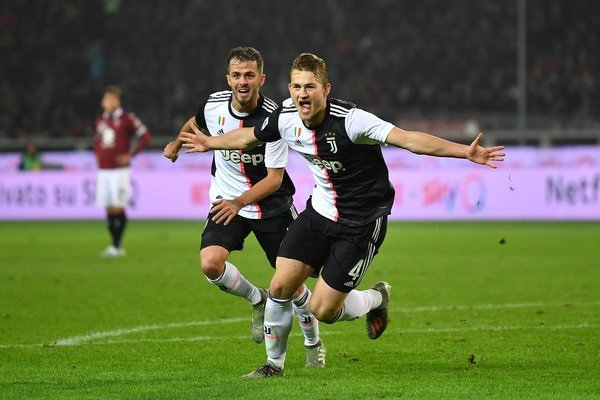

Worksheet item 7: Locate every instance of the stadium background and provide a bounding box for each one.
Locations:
[0,0,599,220]
[1,3,599,398]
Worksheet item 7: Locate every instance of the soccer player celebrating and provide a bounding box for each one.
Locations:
[163,48,325,367]
[180,52,506,378]
[94,85,151,257]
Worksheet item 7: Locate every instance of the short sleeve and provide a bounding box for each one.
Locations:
[264,139,288,169]
[345,108,395,145]
[254,108,283,143]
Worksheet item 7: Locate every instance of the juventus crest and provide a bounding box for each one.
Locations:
[325,132,338,153]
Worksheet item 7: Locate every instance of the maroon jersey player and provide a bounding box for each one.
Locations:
[93,85,151,257]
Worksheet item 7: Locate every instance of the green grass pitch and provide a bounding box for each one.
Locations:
[1,220,599,399]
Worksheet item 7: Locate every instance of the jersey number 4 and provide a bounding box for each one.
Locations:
[348,259,365,282]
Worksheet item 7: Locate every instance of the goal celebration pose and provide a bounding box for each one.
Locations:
[164,48,325,368]
[180,52,505,378]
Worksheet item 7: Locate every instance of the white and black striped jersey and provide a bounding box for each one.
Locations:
[254,98,396,227]
[195,91,295,219]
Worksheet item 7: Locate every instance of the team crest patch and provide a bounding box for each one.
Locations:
[325,132,338,153]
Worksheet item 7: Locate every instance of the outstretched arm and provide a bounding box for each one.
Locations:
[210,167,285,225]
[163,116,196,162]
[386,128,505,168]
[180,121,263,153]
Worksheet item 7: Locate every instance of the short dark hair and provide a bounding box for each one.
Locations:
[290,53,328,86]
[104,85,123,98]
[226,47,264,73]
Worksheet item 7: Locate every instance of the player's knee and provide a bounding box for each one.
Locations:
[268,279,298,300]
[199,255,224,280]
[267,280,286,299]
[309,300,338,324]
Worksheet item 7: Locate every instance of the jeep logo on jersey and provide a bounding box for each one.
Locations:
[220,150,264,166]
[303,154,344,173]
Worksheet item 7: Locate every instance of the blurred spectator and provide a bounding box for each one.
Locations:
[18,137,64,170]
[0,0,598,142]
[18,137,43,170]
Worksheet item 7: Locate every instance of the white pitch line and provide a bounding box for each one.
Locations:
[398,322,600,334]
[52,317,247,347]
[1,301,599,349]
[392,300,600,313]
[0,317,246,349]
[54,322,600,347]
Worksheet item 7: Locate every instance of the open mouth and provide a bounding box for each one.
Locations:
[298,100,311,113]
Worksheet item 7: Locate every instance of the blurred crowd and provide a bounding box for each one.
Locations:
[1,0,598,141]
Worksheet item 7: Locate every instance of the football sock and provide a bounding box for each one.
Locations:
[265,296,293,369]
[108,213,127,248]
[333,288,382,322]
[207,261,261,304]
[292,285,320,347]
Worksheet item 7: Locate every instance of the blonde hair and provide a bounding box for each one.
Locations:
[290,53,328,86]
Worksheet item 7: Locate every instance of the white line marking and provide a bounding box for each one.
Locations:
[60,322,600,347]
[399,322,600,334]
[52,317,247,347]
[0,317,246,349]
[1,301,598,349]
[392,300,600,313]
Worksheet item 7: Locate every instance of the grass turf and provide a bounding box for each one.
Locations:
[1,220,599,399]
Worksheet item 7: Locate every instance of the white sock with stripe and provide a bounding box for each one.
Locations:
[292,285,320,347]
[334,288,382,322]
[265,296,293,369]
[206,261,261,305]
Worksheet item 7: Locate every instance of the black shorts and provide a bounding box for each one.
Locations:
[200,206,296,268]
[278,205,388,293]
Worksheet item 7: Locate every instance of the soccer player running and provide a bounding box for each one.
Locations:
[163,47,325,367]
[94,85,151,257]
[180,53,505,378]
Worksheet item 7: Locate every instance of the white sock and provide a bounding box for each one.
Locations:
[334,288,382,322]
[265,296,293,369]
[207,261,261,304]
[292,285,320,347]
